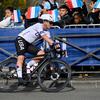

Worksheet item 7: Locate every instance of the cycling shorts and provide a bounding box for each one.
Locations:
[15,36,40,56]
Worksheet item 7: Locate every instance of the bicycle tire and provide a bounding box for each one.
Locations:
[0,58,39,93]
[37,59,71,92]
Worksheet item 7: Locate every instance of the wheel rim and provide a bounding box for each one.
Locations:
[38,59,71,92]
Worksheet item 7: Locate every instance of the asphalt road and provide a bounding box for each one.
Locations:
[0,80,100,100]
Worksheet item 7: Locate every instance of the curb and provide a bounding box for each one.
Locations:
[70,79,100,88]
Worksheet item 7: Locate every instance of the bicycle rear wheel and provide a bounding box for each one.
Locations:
[0,66,18,92]
[0,59,24,92]
[38,59,71,92]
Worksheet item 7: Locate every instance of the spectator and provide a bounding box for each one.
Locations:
[40,1,48,16]
[25,18,39,29]
[70,1,91,24]
[54,5,72,28]
[21,14,26,25]
[82,0,91,24]
[72,12,88,24]
[82,0,88,16]
[0,7,14,28]
[88,0,100,24]
[42,0,59,10]
[40,0,59,18]
[14,14,26,28]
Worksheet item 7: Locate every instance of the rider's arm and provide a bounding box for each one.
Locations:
[41,34,61,51]
[41,34,54,46]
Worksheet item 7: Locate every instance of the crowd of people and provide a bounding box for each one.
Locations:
[0,0,100,28]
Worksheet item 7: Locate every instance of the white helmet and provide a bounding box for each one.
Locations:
[39,14,53,22]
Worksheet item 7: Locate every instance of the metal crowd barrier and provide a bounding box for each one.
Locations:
[64,24,100,28]
[54,34,100,67]
[0,25,100,74]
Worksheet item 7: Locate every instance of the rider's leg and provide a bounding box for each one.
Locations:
[16,55,25,80]
[15,36,30,85]
[33,50,45,63]
[26,50,45,74]
[26,60,37,74]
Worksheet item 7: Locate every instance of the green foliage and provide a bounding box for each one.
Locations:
[0,0,40,10]
[1,0,17,9]
[0,0,64,19]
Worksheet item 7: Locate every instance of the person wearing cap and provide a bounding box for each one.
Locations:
[15,14,55,86]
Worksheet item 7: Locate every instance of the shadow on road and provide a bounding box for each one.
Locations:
[0,82,75,93]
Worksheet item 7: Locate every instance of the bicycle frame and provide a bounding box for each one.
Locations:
[30,50,55,76]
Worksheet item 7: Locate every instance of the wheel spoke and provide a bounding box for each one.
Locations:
[38,59,71,92]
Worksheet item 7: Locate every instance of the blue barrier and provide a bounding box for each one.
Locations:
[0,28,100,66]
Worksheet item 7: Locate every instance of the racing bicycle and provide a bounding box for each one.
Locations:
[0,45,71,92]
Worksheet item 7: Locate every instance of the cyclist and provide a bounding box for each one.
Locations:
[15,14,55,86]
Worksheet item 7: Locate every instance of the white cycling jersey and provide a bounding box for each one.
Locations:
[18,23,50,43]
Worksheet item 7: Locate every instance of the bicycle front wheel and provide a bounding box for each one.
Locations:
[38,59,71,92]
